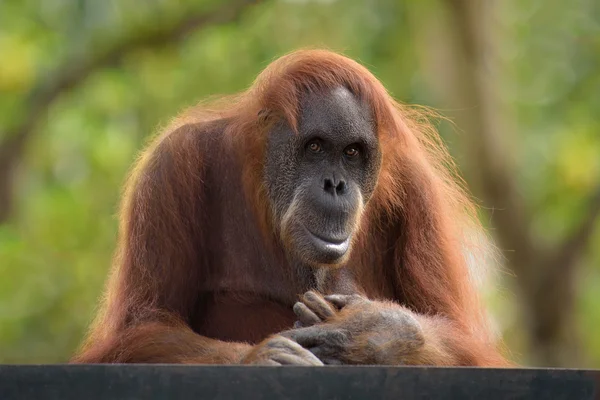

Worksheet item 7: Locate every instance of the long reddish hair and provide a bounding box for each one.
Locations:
[90,50,500,362]
[170,49,492,337]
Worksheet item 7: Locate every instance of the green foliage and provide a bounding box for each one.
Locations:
[0,0,598,365]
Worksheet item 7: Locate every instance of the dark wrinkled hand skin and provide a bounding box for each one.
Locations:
[241,334,324,366]
[282,291,425,365]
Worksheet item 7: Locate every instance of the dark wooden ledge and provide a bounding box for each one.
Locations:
[0,365,598,399]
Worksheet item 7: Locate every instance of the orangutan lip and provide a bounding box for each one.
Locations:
[306,227,350,246]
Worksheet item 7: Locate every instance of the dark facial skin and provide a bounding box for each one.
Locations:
[265,87,381,266]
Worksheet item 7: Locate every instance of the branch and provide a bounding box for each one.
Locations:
[442,0,537,272]
[549,186,600,275]
[0,0,260,222]
[442,0,592,366]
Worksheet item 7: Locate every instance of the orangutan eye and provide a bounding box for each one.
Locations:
[344,145,359,157]
[307,140,322,153]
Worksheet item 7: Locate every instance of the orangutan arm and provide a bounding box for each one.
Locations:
[284,291,508,366]
[72,318,322,366]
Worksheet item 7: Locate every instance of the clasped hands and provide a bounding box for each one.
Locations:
[242,291,425,366]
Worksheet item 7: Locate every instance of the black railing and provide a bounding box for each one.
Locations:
[1,365,598,399]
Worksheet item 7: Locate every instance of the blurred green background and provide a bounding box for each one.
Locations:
[0,0,599,367]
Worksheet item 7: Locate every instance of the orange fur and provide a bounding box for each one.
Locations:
[73,50,507,366]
